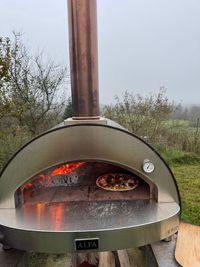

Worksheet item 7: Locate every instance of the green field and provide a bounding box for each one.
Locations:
[171,164,200,226]
[160,149,200,226]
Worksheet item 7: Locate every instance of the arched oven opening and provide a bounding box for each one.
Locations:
[15,161,157,208]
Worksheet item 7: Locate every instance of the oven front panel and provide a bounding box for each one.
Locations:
[0,124,180,208]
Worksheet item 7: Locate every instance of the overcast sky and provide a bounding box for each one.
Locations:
[1,0,200,105]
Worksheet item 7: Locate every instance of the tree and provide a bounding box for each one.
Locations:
[102,87,174,142]
[63,97,73,119]
[0,33,67,135]
[0,37,12,82]
[0,37,14,118]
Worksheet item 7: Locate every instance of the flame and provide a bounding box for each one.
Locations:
[24,162,85,189]
[26,183,33,189]
[51,162,85,176]
[39,174,46,186]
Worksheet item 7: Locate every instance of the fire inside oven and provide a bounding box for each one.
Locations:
[15,161,156,206]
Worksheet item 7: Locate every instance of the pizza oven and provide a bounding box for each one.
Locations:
[0,0,180,254]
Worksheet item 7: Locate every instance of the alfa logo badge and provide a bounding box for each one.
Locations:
[75,238,99,251]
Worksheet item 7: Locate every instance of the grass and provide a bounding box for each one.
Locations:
[171,164,200,226]
[163,119,190,127]
[158,148,200,225]
[158,147,200,165]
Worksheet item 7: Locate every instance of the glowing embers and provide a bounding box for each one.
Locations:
[51,162,85,176]
[24,162,85,189]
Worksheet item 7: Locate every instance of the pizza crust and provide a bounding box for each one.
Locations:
[96,173,139,191]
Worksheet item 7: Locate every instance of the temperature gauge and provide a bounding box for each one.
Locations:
[142,160,155,173]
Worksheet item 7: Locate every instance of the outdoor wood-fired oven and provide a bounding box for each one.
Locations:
[0,0,180,254]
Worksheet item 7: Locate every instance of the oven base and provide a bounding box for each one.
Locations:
[0,200,180,253]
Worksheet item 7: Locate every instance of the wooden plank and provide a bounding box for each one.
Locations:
[98,251,115,267]
[117,250,131,267]
[175,222,200,267]
[126,248,146,267]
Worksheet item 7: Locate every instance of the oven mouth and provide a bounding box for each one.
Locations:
[14,160,157,207]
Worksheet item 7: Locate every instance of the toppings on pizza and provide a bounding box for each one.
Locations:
[96,173,139,191]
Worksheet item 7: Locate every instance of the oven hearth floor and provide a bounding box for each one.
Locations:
[0,200,179,232]
[22,185,150,203]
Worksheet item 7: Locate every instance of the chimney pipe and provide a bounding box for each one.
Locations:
[67,0,99,119]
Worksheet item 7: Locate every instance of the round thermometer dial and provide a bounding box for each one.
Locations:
[142,160,155,173]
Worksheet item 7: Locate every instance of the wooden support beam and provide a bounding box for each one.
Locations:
[98,251,116,267]
[117,250,131,267]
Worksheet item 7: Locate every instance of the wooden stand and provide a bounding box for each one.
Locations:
[26,248,153,267]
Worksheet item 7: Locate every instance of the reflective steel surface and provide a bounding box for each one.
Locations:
[0,200,180,252]
[0,200,178,231]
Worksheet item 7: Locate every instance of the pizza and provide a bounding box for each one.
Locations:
[96,173,139,191]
